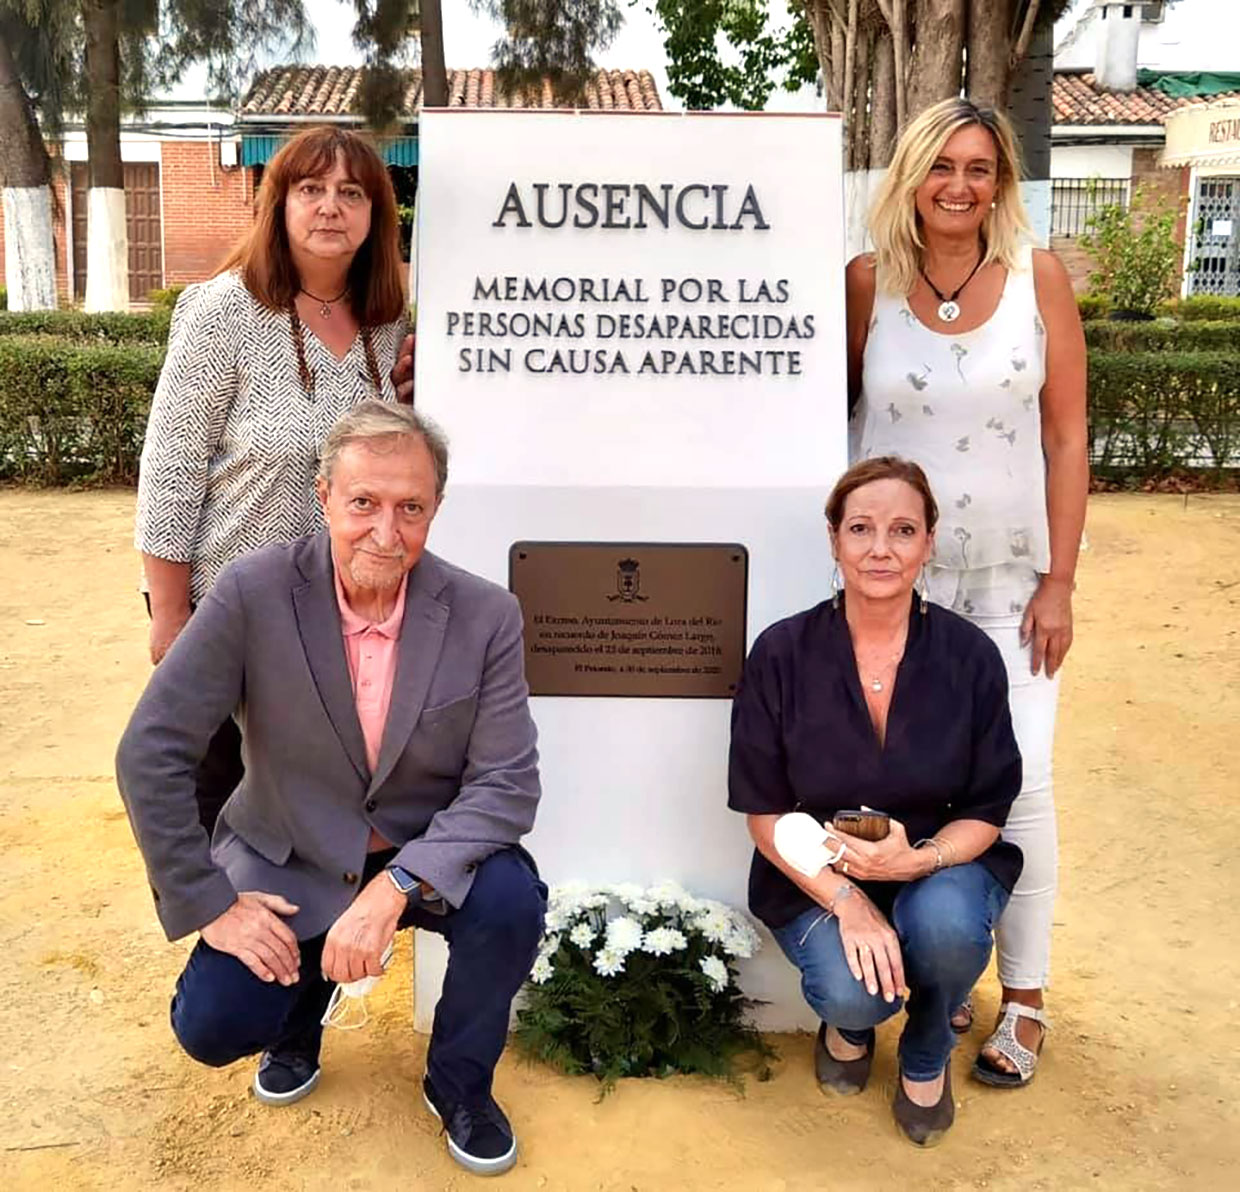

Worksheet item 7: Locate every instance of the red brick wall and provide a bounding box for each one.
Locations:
[1051,235,1096,293]
[0,169,73,305]
[159,141,256,285]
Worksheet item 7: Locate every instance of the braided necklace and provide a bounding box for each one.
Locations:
[921,247,986,323]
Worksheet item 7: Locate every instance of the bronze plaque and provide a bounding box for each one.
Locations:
[509,542,748,698]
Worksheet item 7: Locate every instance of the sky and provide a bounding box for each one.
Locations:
[167,0,823,114]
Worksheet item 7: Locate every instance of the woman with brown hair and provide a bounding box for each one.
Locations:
[135,126,409,833]
[729,456,1023,1146]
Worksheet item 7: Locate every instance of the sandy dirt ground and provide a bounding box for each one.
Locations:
[0,490,1237,1192]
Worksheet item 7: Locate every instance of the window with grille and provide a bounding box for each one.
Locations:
[1050,178,1131,239]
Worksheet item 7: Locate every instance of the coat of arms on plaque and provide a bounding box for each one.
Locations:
[607,557,648,603]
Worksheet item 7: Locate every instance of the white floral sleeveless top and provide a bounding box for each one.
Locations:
[850,244,1049,576]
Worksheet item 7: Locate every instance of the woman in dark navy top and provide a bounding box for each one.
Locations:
[728,456,1022,1147]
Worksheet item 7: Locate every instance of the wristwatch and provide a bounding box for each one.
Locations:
[386,864,420,897]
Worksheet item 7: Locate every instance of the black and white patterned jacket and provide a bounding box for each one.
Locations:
[135,271,406,602]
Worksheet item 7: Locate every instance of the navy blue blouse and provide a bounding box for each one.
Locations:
[727,595,1024,929]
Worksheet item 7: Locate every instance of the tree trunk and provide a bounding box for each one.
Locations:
[829,14,847,114]
[849,25,872,172]
[870,25,897,167]
[0,33,57,309]
[906,0,966,118]
[966,0,1015,107]
[1009,14,1053,245]
[420,0,448,108]
[83,0,129,311]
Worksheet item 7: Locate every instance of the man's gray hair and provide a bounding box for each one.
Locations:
[317,400,449,497]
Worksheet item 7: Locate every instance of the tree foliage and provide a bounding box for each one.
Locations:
[650,0,1076,167]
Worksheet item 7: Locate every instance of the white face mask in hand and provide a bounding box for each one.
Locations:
[320,941,395,1031]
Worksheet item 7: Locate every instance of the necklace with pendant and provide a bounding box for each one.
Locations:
[859,651,904,694]
[921,248,986,323]
[300,286,349,319]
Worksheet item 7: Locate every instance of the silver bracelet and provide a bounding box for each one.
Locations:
[913,838,944,872]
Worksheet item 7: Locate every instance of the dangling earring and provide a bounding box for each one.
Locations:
[831,563,842,610]
[917,567,929,615]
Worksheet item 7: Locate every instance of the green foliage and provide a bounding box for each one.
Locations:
[0,285,6,311]
[1088,350,1240,478]
[515,884,775,1095]
[0,309,170,343]
[147,285,185,314]
[1081,185,1183,317]
[643,0,816,111]
[473,0,625,104]
[0,334,162,483]
[1159,295,1240,322]
[1083,319,1240,353]
[1076,293,1111,321]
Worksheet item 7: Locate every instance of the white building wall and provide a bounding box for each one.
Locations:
[1055,0,1240,75]
[1051,143,1135,177]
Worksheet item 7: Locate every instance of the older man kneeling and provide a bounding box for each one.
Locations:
[117,401,544,1177]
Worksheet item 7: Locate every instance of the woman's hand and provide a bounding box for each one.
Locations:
[149,604,191,665]
[391,333,415,404]
[830,818,928,884]
[832,886,905,1003]
[1021,574,1074,678]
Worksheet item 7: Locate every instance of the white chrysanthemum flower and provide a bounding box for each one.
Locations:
[722,921,761,959]
[693,906,734,945]
[583,892,611,909]
[543,906,570,932]
[626,896,661,916]
[641,926,688,956]
[569,922,596,948]
[530,954,554,984]
[699,955,729,993]
[604,915,644,956]
[593,947,625,977]
[609,882,646,905]
[647,879,692,909]
[537,933,561,961]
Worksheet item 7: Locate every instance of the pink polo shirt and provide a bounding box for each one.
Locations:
[333,564,407,776]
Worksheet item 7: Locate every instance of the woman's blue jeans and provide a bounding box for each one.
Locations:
[772,862,1010,1081]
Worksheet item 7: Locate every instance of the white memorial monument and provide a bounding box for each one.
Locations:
[414,109,846,1031]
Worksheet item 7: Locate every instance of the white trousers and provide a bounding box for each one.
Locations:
[926,565,1060,991]
[969,617,1060,990]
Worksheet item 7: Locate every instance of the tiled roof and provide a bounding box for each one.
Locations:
[1053,71,1240,126]
[240,66,663,118]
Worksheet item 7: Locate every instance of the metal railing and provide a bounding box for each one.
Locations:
[1050,178,1131,238]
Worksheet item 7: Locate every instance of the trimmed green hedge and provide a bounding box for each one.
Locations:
[1160,296,1240,322]
[1084,319,1240,353]
[1088,349,1240,475]
[0,309,170,344]
[0,335,163,484]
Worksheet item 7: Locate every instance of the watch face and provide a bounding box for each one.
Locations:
[388,866,417,894]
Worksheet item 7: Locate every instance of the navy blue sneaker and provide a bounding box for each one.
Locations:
[253,1047,321,1106]
[423,1073,517,1176]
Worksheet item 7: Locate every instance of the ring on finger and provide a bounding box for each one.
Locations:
[842,860,850,875]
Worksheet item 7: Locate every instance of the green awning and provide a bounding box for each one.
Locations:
[1137,71,1240,100]
[241,134,419,167]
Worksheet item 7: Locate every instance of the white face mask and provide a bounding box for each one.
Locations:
[320,940,395,1031]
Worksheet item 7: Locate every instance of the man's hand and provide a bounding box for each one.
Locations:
[149,604,191,665]
[321,872,406,984]
[200,891,301,985]
[391,333,415,404]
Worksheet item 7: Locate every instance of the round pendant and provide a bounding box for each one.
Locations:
[319,303,333,319]
[870,679,883,693]
[938,300,961,322]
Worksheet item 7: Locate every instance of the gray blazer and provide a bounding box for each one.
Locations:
[117,532,540,942]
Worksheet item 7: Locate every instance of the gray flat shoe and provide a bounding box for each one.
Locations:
[814,1022,874,1096]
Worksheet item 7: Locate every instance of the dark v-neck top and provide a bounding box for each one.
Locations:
[727,595,1023,929]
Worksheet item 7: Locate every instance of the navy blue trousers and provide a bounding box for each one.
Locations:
[170,847,546,1107]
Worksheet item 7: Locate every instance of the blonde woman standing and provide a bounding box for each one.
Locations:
[846,98,1088,1088]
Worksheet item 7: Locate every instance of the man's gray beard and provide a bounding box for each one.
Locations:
[348,556,404,593]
